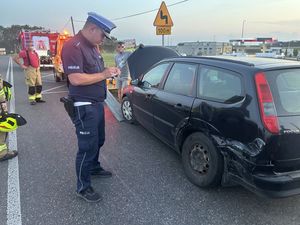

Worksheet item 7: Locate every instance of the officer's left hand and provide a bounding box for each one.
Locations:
[106,67,121,78]
[102,67,119,79]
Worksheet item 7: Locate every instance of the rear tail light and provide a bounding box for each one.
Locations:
[255,72,279,134]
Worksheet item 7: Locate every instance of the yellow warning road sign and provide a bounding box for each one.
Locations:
[153,1,174,27]
[156,26,171,35]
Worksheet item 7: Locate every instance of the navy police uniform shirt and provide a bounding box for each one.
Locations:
[61,31,106,102]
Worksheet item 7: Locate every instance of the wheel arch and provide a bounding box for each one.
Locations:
[176,118,221,153]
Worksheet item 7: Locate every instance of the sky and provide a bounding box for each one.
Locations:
[2,0,300,45]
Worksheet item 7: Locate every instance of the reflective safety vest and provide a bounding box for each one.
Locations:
[3,81,12,101]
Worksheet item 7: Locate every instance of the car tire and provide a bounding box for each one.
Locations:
[182,132,223,188]
[121,96,136,124]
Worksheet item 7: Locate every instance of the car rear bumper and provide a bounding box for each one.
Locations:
[232,170,300,198]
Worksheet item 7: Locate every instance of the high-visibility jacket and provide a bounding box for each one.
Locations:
[0,74,8,112]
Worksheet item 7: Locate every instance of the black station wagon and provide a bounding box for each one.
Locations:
[121,46,300,198]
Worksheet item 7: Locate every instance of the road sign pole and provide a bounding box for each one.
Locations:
[154,1,173,47]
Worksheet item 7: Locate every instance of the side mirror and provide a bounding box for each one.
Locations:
[141,80,152,89]
[131,79,139,86]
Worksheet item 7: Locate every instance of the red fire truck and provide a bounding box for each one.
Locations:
[53,32,72,82]
[19,30,59,68]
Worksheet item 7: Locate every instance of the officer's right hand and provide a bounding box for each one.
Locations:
[21,65,28,70]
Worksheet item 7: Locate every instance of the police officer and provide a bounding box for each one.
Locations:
[61,12,120,203]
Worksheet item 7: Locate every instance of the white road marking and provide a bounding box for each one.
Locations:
[42,91,69,95]
[41,73,55,78]
[7,57,22,225]
[42,84,66,94]
[5,57,10,81]
[41,80,56,83]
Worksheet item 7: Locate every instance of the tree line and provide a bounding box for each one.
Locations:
[0,25,44,53]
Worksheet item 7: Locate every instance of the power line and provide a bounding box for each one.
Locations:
[113,0,189,21]
[73,19,85,23]
[73,0,189,23]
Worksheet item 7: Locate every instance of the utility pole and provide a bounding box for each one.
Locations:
[71,16,76,36]
[241,20,246,39]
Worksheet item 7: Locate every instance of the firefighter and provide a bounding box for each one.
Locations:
[0,74,18,161]
[13,41,46,105]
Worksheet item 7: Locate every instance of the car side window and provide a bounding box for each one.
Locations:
[142,63,170,88]
[198,66,242,103]
[164,63,197,96]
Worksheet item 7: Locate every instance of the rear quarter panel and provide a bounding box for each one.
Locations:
[190,62,261,143]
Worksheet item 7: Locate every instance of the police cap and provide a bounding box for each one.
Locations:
[87,12,116,39]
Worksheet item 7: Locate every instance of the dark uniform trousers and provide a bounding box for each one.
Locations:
[72,102,105,192]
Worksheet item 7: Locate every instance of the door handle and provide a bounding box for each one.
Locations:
[145,94,153,99]
[174,103,183,109]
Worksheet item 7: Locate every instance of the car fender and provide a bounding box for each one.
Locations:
[175,117,221,153]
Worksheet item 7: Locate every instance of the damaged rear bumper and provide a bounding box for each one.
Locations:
[213,135,300,198]
[231,171,300,198]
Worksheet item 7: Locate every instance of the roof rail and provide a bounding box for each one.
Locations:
[185,56,255,67]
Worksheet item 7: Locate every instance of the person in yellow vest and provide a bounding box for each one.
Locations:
[13,41,45,105]
[0,74,17,161]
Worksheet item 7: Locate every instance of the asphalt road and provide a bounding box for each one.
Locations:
[1,55,300,225]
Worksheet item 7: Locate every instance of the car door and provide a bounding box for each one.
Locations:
[152,62,198,146]
[131,63,171,131]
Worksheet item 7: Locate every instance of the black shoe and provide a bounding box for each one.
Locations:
[76,187,102,203]
[90,167,112,178]
[0,151,18,162]
[30,101,36,105]
[36,99,46,103]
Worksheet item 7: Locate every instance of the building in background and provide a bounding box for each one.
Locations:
[271,41,300,57]
[230,37,278,55]
[176,41,232,56]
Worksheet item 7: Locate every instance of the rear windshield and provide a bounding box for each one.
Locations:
[265,69,300,116]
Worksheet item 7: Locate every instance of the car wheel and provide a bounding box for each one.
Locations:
[121,96,135,123]
[182,132,223,188]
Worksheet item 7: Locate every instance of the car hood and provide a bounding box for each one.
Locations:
[127,45,179,80]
